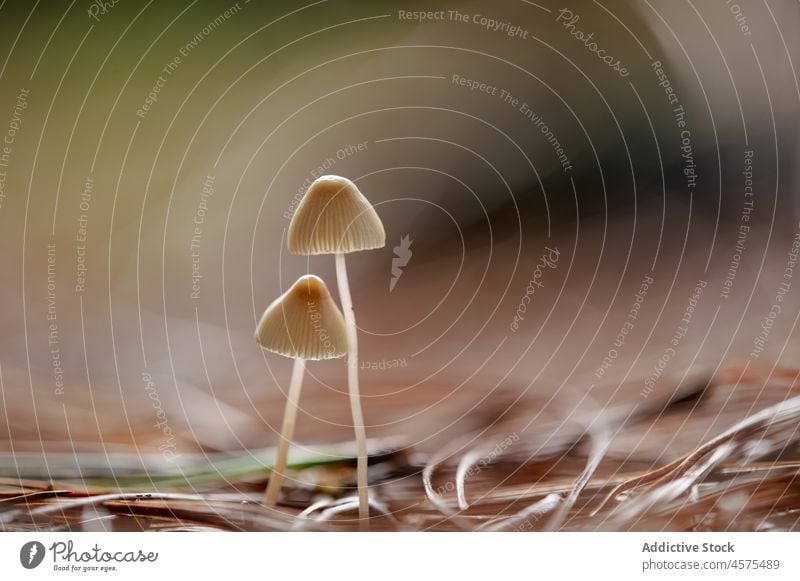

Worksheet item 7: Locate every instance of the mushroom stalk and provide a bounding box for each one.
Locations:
[264,357,306,507]
[335,252,369,524]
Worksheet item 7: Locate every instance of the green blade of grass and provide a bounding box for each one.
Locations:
[0,437,402,490]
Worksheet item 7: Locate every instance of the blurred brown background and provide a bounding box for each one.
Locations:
[0,0,799,475]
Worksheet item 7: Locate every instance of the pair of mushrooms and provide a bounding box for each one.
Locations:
[255,175,384,524]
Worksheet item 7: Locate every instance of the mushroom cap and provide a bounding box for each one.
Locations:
[288,175,386,255]
[255,275,348,360]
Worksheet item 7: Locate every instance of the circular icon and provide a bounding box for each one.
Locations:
[19,541,45,569]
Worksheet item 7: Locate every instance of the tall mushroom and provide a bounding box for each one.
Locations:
[256,274,348,507]
[288,175,385,523]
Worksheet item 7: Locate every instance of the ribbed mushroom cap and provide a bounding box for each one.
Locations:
[288,175,385,255]
[255,275,348,360]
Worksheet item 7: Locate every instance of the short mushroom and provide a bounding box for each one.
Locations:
[256,274,348,507]
[288,175,385,523]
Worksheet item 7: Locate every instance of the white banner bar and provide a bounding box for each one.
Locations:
[1,532,798,580]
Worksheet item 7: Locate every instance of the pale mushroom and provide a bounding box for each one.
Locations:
[288,175,385,523]
[256,274,348,507]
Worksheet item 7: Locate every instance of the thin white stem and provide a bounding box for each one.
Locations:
[335,252,369,526]
[264,357,305,507]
